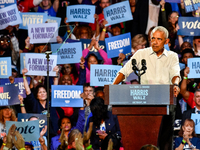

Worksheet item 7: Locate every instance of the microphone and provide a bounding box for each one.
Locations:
[132,59,138,73]
[132,59,136,66]
[141,59,146,66]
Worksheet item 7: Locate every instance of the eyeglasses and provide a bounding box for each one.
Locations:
[0,40,10,44]
[170,16,179,19]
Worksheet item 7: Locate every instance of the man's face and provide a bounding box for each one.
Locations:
[100,0,110,9]
[194,91,200,107]
[182,53,194,65]
[151,31,168,56]
[84,86,94,96]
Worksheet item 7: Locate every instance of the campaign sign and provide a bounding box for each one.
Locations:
[19,13,48,30]
[51,85,83,107]
[191,114,200,134]
[6,120,40,142]
[164,44,170,51]
[179,63,185,70]
[25,53,57,76]
[47,16,61,26]
[0,84,19,106]
[28,23,58,44]
[51,42,82,64]
[103,1,133,26]
[0,0,16,8]
[0,77,31,98]
[80,39,106,60]
[66,5,95,23]
[90,64,122,86]
[0,57,11,78]
[20,53,26,74]
[18,113,47,136]
[105,32,131,58]
[178,17,200,36]
[188,58,200,78]
[0,4,22,30]
[184,0,200,13]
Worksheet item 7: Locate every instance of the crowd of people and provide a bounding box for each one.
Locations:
[1,0,200,149]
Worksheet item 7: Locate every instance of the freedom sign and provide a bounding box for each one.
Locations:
[80,39,106,60]
[19,13,48,30]
[6,120,40,142]
[0,84,19,106]
[18,113,47,136]
[25,53,57,76]
[0,57,11,78]
[66,5,95,23]
[51,85,83,107]
[103,1,133,26]
[187,58,200,78]
[0,4,22,30]
[28,22,58,44]
[0,0,16,8]
[51,42,82,64]
[47,16,61,26]
[191,114,200,134]
[0,77,31,98]
[105,32,131,58]
[178,17,200,36]
[90,64,122,86]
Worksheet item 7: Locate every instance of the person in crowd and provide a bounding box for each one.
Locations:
[22,68,59,136]
[182,89,200,124]
[0,106,16,147]
[88,97,121,150]
[174,119,200,149]
[37,0,59,16]
[60,64,79,85]
[180,67,200,109]
[50,106,85,150]
[17,0,42,12]
[82,38,112,83]
[25,142,34,150]
[113,26,180,97]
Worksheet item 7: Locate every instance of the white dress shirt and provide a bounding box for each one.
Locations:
[116,47,180,84]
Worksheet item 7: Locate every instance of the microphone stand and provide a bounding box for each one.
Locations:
[132,60,147,84]
[45,51,52,150]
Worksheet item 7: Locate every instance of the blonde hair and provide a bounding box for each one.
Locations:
[39,0,52,9]
[0,108,16,127]
[132,34,147,49]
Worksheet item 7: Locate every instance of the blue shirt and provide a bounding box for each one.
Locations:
[38,6,57,17]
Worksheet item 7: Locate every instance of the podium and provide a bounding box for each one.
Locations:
[104,84,175,150]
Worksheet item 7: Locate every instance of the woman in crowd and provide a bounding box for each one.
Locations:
[50,106,85,150]
[37,0,59,16]
[82,39,112,83]
[174,119,200,150]
[88,97,121,150]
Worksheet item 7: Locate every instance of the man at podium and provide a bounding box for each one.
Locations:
[113,26,181,97]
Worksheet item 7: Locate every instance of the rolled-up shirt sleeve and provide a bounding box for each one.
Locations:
[169,53,181,82]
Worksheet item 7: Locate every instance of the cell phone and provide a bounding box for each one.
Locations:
[96,130,103,134]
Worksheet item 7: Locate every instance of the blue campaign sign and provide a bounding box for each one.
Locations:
[164,44,170,51]
[178,17,200,36]
[19,13,48,30]
[188,58,200,78]
[90,64,122,86]
[80,39,106,60]
[0,4,22,30]
[66,5,95,23]
[18,113,47,136]
[103,1,133,26]
[179,63,185,70]
[0,0,16,8]
[51,85,83,107]
[47,16,61,26]
[183,0,200,13]
[105,32,131,58]
[20,53,26,74]
[0,84,19,106]
[51,42,82,64]
[6,120,40,142]
[0,57,11,78]
[25,53,57,76]
[0,77,31,98]
[191,113,200,134]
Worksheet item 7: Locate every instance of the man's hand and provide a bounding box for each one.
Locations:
[98,131,108,140]
[40,125,47,137]
[184,67,190,77]
[174,85,180,97]
[13,131,25,150]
